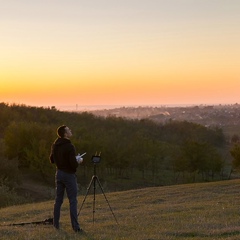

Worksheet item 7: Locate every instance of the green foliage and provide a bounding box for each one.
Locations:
[4,121,55,171]
[230,143,240,168]
[0,156,20,189]
[173,141,223,182]
[0,102,230,191]
[0,185,28,208]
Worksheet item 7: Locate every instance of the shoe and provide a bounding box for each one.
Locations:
[53,223,59,230]
[44,218,53,225]
[75,228,85,234]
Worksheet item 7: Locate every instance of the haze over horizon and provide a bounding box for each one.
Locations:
[58,102,240,112]
[1,1,240,109]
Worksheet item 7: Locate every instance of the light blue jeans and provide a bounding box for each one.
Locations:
[53,170,80,231]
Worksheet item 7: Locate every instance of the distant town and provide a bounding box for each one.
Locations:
[84,104,240,139]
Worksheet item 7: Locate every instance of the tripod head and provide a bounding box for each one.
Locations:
[91,152,101,164]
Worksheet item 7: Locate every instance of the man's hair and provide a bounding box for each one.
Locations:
[57,125,67,138]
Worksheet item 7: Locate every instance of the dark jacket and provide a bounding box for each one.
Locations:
[49,137,78,173]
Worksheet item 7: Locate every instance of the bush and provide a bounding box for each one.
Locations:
[0,185,27,208]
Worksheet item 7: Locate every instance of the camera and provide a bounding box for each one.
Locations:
[92,155,101,164]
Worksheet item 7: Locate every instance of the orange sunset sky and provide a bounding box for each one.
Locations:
[1,0,240,110]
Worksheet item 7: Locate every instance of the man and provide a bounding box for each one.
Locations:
[49,125,83,233]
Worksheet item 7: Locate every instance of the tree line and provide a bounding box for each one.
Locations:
[0,102,235,193]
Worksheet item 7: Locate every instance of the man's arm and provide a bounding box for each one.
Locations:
[49,144,55,164]
[69,145,79,169]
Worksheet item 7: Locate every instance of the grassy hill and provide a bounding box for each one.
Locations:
[1,179,240,240]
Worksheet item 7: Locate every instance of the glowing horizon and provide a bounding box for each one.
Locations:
[1,1,240,109]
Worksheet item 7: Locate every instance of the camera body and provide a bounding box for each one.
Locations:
[92,155,101,164]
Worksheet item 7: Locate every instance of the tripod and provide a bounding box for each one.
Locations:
[78,160,118,225]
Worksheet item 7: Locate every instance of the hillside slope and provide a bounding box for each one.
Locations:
[1,179,240,240]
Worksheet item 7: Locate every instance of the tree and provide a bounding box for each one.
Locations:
[230,143,240,169]
[231,134,240,144]
[176,141,223,182]
[4,121,55,177]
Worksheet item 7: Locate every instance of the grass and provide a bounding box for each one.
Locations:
[1,179,240,239]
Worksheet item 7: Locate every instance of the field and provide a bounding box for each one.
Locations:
[1,179,240,240]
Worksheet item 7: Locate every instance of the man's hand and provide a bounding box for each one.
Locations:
[76,155,83,164]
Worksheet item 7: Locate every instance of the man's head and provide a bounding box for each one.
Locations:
[57,125,72,138]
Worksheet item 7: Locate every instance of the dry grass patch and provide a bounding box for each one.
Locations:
[1,180,240,239]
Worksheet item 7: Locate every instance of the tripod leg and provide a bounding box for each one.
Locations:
[93,176,96,224]
[95,176,119,225]
[78,176,94,216]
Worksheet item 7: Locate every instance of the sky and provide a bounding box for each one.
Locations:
[1,0,240,110]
